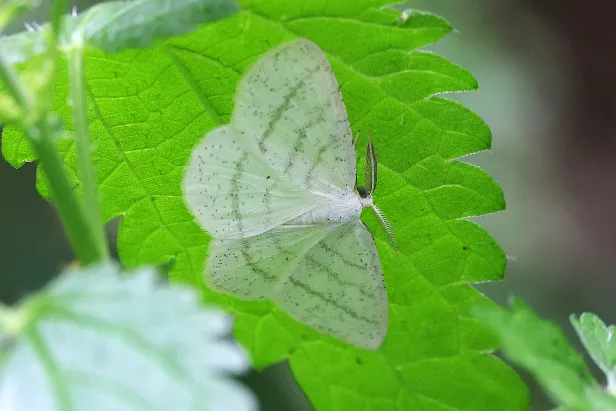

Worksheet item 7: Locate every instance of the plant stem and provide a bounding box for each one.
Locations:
[67,48,109,261]
[51,0,67,37]
[1,53,104,264]
[27,117,103,264]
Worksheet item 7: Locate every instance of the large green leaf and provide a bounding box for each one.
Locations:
[1,1,528,409]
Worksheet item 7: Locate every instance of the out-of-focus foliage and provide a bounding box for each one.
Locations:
[571,313,616,396]
[0,0,239,62]
[0,262,256,411]
[477,299,616,411]
[0,0,37,31]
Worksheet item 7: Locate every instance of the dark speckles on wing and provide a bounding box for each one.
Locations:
[186,124,319,239]
[258,64,323,153]
[239,239,277,283]
[271,230,295,261]
[284,127,308,173]
[304,254,373,298]
[192,40,386,348]
[263,186,273,219]
[229,152,248,235]
[231,39,356,194]
[275,220,386,347]
[287,278,379,326]
[205,225,328,301]
[304,142,333,188]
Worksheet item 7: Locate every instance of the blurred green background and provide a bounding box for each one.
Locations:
[2,1,615,410]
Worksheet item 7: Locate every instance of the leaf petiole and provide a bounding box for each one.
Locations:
[0,50,104,264]
[67,44,109,261]
[28,115,104,264]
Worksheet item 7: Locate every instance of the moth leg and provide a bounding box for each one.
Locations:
[353,130,361,146]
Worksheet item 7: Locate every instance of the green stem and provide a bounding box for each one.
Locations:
[0,34,105,265]
[27,117,103,264]
[67,48,109,261]
[51,0,67,38]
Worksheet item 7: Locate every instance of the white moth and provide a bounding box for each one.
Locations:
[183,39,397,350]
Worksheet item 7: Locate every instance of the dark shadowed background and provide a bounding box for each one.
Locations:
[2,1,615,410]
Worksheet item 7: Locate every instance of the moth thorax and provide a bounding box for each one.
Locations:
[360,196,373,208]
[287,191,363,225]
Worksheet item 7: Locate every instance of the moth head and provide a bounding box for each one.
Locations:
[357,185,369,199]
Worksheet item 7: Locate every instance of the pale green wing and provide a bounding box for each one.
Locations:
[183,125,327,239]
[273,220,387,350]
[232,39,356,196]
[205,224,333,299]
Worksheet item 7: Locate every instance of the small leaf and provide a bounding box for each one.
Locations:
[476,298,604,410]
[0,262,256,411]
[571,313,616,395]
[0,0,239,64]
[77,0,240,53]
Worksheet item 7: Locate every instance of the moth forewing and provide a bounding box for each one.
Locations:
[364,139,378,196]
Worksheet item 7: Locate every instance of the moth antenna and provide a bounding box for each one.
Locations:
[354,131,361,190]
[370,204,400,262]
[364,130,377,196]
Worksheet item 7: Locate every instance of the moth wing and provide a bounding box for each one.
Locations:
[205,225,330,299]
[233,39,356,195]
[273,220,388,350]
[183,125,325,239]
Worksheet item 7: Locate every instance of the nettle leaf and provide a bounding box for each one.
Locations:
[476,299,616,411]
[571,313,616,395]
[0,263,256,411]
[1,1,529,409]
